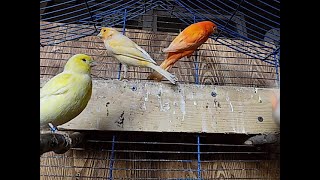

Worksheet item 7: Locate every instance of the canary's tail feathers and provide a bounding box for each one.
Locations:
[147,63,177,84]
[148,64,173,82]
[162,47,169,52]
[162,47,177,53]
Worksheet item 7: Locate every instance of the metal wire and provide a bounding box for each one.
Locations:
[40,132,280,179]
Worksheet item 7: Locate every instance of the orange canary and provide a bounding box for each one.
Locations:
[148,21,218,81]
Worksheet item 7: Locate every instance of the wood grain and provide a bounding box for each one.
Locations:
[40,78,279,134]
[40,150,111,180]
[40,150,279,180]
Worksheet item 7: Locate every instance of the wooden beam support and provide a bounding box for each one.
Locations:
[41,79,279,134]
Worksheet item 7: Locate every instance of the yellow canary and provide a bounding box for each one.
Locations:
[40,54,95,129]
[97,27,177,84]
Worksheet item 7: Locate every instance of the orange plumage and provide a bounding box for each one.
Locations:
[148,21,218,81]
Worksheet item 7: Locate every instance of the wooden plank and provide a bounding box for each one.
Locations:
[40,78,279,134]
[40,150,110,180]
[201,160,280,179]
[41,150,279,180]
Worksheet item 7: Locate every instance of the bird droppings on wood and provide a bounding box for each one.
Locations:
[42,79,279,134]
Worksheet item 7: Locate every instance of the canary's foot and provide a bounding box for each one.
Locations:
[48,123,58,133]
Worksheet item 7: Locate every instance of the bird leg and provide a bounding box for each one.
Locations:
[122,64,128,82]
[48,123,58,133]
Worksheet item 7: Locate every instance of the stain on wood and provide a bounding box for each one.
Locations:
[40,79,279,134]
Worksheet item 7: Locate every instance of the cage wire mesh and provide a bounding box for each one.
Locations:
[40,0,280,87]
[40,0,280,179]
[40,132,280,179]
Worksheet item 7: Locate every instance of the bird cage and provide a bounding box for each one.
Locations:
[40,0,280,179]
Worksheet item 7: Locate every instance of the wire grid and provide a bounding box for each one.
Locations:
[40,131,280,179]
[40,0,280,88]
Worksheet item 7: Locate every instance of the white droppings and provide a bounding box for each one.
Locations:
[179,87,186,121]
[163,102,170,111]
[180,98,186,121]
[226,95,234,112]
[194,101,197,105]
[144,83,149,101]
[142,101,147,110]
[173,110,176,115]
[229,102,234,112]
[258,96,262,103]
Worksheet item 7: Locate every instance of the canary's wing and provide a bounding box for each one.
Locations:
[134,44,156,64]
[40,73,72,99]
[109,38,156,64]
[164,29,207,52]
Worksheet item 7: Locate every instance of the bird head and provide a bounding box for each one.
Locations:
[64,54,96,74]
[200,21,218,34]
[97,27,119,40]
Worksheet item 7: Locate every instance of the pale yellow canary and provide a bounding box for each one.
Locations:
[40,54,95,130]
[97,27,177,84]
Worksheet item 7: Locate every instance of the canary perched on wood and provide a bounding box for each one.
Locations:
[97,27,177,84]
[148,21,217,81]
[40,54,95,131]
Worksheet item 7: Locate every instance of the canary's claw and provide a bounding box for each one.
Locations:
[48,123,57,133]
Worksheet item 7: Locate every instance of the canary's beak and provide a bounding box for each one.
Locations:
[213,27,218,34]
[97,32,102,37]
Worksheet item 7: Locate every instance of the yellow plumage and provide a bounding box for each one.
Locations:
[40,54,95,129]
[97,27,177,84]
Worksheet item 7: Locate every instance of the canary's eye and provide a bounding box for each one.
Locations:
[82,59,86,62]
[103,30,106,32]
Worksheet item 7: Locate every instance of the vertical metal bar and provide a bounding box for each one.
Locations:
[193,16,200,85]
[197,135,201,180]
[108,135,116,180]
[117,9,127,80]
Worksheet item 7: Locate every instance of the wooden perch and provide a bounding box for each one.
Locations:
[40,132,84,156]
[40,79,279,134]
[244,133,280,145]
